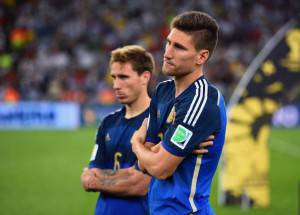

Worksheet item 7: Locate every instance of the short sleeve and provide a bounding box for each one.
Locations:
[146,88,161,144]
[162,97,221,157]
[89,122,107,169]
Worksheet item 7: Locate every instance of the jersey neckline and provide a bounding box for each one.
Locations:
[121,106,149,122]
[172,75,206,100]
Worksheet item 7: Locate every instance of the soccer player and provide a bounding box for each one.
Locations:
[81,45,214,215]
[131,11,227,215]
[81,45,153,215]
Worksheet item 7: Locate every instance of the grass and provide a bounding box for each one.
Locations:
[0,127,299,214]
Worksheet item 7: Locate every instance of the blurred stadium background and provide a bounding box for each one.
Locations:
[0,0,299,214]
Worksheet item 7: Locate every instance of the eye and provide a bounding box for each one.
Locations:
[174,43,186,50]
[119,75,129,80]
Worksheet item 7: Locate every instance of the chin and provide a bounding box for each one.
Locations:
[120,99,134,105]
[117,98,128,104]
[162,68,175,76]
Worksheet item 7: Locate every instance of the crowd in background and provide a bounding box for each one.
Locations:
[0,0,297,104]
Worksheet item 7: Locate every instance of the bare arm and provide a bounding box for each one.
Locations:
[81,167,151,197]
[131,119,183,179]
[131,119,215,179]
[133,140,184,180]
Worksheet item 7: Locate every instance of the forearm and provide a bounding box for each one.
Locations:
[82,167,151,197]
[97,168,150,196]
[130,119,180,179]
[134,142,163,177]
[133,141,183,179]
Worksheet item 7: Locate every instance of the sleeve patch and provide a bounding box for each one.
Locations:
[90,144,98,161]
[170,124,193,149]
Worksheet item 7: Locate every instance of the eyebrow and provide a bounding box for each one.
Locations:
[166,38,188,50]
[111,73,130,78]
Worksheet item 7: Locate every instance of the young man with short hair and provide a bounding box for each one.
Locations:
[131,11,227,215]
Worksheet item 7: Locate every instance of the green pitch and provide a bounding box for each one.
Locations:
[0,128,299,215]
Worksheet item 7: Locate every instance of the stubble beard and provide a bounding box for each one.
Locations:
[162,64,177,76]
[162,66,191,78]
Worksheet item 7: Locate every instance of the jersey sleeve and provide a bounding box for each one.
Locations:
[146,87,161,144]
[162,96,221,157]
[89,121,107,169]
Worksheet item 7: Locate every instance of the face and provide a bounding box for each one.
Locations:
[163,28,206,77]
[110,62,147,105]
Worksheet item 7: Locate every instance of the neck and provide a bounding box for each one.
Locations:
[175,67,203,97]
[125,90,150,119]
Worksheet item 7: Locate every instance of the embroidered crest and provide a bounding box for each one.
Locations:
[166,106,176,124]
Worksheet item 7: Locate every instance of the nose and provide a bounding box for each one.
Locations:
[164,43,173,59]
[113,78,121,90]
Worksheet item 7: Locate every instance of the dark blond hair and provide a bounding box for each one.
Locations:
[110,45,155,75]
[171,11,219,59]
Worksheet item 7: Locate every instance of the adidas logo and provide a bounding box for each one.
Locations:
[105,133,111,142]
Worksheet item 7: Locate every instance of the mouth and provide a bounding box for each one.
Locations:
[163,60,175,67]
[115,92,126,100]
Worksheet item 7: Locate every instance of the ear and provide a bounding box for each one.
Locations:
[141,71,151,85]
[196,49,209,65]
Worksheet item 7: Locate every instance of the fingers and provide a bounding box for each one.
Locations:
[131,131,139,150]
[206,135,215,141]
[150,143,160,153]
[81,170,98,191]
[81,168,90,180]
[131,118,148,147]
[81,173,91,191]
[142,118,148,130]
[145,142,155,148]
[198,140,213,148]
[194,135,215,155]
[138,118,148,138]
[192,149,208,155]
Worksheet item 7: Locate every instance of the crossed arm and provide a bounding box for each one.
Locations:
[131,119,214,180]
[81,121,213,196]
[81,166,151,197]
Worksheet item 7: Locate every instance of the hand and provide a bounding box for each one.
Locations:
[131,118,148,153]
[81,168,94,191]
[192,135,215,155]
[81,168,99,192]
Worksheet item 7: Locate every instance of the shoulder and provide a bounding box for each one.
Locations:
[156,79,174,93]
[182,78,221,107]
[176,78,224,126]
[98,108,123,128]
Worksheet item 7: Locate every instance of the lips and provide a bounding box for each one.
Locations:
[164,60,175,67]
[115,92,126,99]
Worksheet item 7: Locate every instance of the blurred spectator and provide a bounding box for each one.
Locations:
[3,85,20,102]
[0,0,297,104]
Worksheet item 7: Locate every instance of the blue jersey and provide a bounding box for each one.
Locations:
[146,76,227,215]
[89,107,149,215]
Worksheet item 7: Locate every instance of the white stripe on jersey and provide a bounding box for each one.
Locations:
[186,80,204,125]
[160,79,173,84]
[147,113,150,130]
[189,155,202,212]
[191,79,208,126]
[217,89,220,106]
[183,81,200,124]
